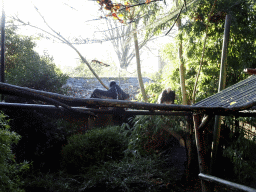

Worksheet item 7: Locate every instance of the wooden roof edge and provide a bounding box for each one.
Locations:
[244,68,256,75]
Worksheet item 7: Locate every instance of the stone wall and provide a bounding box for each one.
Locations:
[62,77,154,100]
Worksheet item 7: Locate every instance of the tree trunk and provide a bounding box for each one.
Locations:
[177,18,187,105]
[133,22,147,102]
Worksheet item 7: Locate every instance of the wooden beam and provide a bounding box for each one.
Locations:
[193,114,212,192]
[211,14,231,184]
[199,173,256,192]
[0,102,192,116]
[244,68,256,75]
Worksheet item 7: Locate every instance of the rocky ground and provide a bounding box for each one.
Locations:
[62,77,154,99]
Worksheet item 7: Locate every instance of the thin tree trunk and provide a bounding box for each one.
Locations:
[176,10,187,106]
[191,0,218,104]
[133,22,147,102]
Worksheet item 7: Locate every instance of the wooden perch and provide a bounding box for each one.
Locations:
[0,82,95,117]
[0,102,193,117]
[0,82,256,114]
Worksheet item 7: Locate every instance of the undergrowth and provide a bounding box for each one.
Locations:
[22,115,192,192]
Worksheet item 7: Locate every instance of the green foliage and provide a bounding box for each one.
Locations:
[23,155,176,192]
[136,82,164,103]
[61,126,128,173]
[5,25,68,93]
[127,115,184,157]
[120,0,162,24]
[0,111,30,192]
[160,0,256,103]
[223,127,256,185]
[3,109,67,173]
[22,116,192,191]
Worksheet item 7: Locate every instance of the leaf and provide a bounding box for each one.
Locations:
[118,14,124,18]
[112,13,117,17]
[230,101,237,105]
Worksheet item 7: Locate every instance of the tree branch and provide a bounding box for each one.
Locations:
[165,4,184,35]
[13,6,109,90]
[192,0,218,104]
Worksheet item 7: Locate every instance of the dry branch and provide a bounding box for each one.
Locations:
[13,6,109,90]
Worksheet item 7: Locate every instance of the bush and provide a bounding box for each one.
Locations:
[223,129,256,185]
[0,111,30,192]
[61,126,128,174]
[3,109,67,172]
[5,25,69,95]
[136,82,164,103]
[127,115,183,156]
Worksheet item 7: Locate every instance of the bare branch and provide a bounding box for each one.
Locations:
[14,5,109,90]
[92,60,110,67]
[165,4,184,35]
[118,0,163,11]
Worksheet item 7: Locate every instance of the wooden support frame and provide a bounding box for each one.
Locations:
[193,113,256,191]
[193,114,212,192]
[199,173,256,192]
[0,80,256,191]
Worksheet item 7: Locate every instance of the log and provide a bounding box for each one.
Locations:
[0,82,256,114]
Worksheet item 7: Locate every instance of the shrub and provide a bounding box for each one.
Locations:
[3,109,67,172]
[0,111,30,192]
[61,126,128,174]
[136,82,164,103]
[5,26,69,95]
[127,115,187,158]
[223,129,256,185]
[127,115,172,156]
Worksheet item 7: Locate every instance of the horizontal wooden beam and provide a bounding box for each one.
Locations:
[1,102,256,117]
[1,82,256,114]
[199,173,256,192]
[0,102,193,116]
[244,68,256,75]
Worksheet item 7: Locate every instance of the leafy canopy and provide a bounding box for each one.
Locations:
[5,25,68,93]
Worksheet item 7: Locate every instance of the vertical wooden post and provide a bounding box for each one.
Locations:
[0,1,5,101]
[218,14,231,91]
[193,114,212,192]
[184,114,193,182]
[211,14,231,177]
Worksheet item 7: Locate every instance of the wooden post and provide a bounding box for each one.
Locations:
[193,114,212,192]
[211,14,231,177]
